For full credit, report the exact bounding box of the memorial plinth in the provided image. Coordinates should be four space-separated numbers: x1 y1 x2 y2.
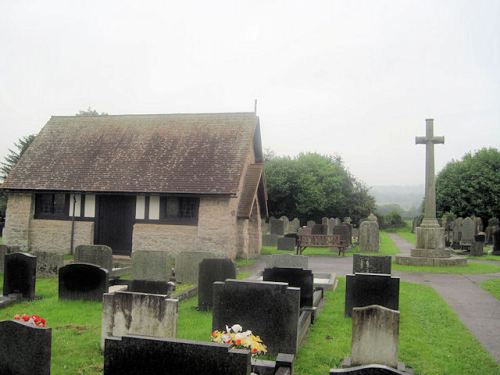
396 119 466 267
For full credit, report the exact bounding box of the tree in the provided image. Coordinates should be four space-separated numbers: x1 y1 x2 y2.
264 152 375 224
0 134 36 217
436 147 500 223
76 107 108 116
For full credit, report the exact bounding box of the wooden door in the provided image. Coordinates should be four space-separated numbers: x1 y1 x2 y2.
95 195 136 256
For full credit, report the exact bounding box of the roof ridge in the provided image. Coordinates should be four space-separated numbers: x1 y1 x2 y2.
51 112 257 119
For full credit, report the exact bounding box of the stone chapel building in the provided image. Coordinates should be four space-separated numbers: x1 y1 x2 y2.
1 112 267 259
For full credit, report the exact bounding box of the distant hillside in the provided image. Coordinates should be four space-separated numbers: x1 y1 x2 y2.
370 185 424 211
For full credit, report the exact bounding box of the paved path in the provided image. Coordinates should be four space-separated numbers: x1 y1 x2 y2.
243 235 500 363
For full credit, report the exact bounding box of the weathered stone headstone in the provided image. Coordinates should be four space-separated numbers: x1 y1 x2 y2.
261 220 270 235
353 254 391 275
345 273 400 317
34 251 64 276
132 250 173 281
277 237 296 250
452 217 464 248
175 251 222 284
328 218 335 235
460 217 475 248
492 229 500 256
359 221 379 252
306 220 316 228
104 336 251 375
262 234 279 247
212 279 300 354
270 217 286 235
101 291 178 349
289 218 301 233
0 320 52 375
367 213 378 222
198 258 236 311
351 305 400 368
280 216 290 233
474 216 483 234
333 224 351 246
3 252 37 300
263 267 314 308
75 244 113 272
470 233 486 256
266 254 309 269
59 263 109 301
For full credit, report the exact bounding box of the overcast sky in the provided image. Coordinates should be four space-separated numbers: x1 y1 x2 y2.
1 0 499 187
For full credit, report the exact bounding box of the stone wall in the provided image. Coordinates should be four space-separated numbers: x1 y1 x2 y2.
30 220 94 254
247 200 262 257
3 193 33 251
132 223 197 255
236 218 250 258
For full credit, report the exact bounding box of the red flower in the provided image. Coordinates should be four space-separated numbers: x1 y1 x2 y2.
21 314 29 322
211 331 217 337
236 339 241 346
13 314 20 320
252 348 257 353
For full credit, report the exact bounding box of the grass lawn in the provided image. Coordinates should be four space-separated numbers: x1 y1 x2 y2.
234 258 257 268
1 274 498 374
481 278 500 300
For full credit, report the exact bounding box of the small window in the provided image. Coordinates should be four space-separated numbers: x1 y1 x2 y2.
34 193 70 219
159 196 199 225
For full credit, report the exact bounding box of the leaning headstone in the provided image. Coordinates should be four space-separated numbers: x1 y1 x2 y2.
351 305 400 368
59 263 109 301
492 229 500 256
3 252 37 300
175 251 222 284
270 217 286 235
277 237 296 250
353 254 391 275
198 258 236 311
34 251 64 276
101 291 178 349
470 233 486 256
75 244 113 272
0 244 12 272
104 336 251 375
345 273 400 317
213 279 301 354
359 221 379 252
0 320 52 375
263 267 314 308
460 217 475 248
266 254 309 269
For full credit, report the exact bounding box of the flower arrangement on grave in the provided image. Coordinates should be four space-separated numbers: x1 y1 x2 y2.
211 324 267 355
13 313 47 327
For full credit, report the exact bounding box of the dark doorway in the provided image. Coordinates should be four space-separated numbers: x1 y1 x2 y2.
95 195 136 256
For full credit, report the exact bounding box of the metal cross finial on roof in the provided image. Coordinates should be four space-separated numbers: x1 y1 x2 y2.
415 119 445 226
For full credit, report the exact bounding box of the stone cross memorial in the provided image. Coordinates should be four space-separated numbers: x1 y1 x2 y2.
396 119 466 266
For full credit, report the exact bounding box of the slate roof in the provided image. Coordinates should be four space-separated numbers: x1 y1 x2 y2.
237 164 264 218
2 113 262 195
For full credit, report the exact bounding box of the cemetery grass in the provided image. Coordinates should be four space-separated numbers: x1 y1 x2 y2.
481 278 500 300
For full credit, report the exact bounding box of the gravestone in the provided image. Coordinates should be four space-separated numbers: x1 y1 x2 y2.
0 244 12 272
75 244 113 272
212 279 300 354
328 218 336 235
312 224 327 235
0 320 52 375
34 251 64 276
351 305 400 368
333 224 351 246
270 217 286 235
367 214 378 222
345 273 400 317
359 221 379 252
306 220 316 228
353 254 391 275
277 236 296 250
59 263 109 301
460 217 475 248
263 267 314 308
132 250 173 281
3 252 37 300
280 216 290 233
453 217 464 248
175 251 222 284
104 336 251 375
474 216 483 234
262 234 279 247
266 254 309 269
198 258 236 311
102 291 178 349
261 220 270 235
470 233 486 256
492 229 500 256
289 218 301 233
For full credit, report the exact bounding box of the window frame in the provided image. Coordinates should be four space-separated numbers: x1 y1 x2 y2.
34 193 70 220
158 195 200 226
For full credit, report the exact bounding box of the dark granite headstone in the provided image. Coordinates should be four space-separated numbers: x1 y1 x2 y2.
104 336 251 375
3 252 37 300
345 273 400 317
130 280 173 295
59 263 109 301
353 254 392 275
277 237 296 251
312 224 327 235
198 258 236 311
492 229 500 255
263 267 313 308
0 320 51 375
212 279 300 354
